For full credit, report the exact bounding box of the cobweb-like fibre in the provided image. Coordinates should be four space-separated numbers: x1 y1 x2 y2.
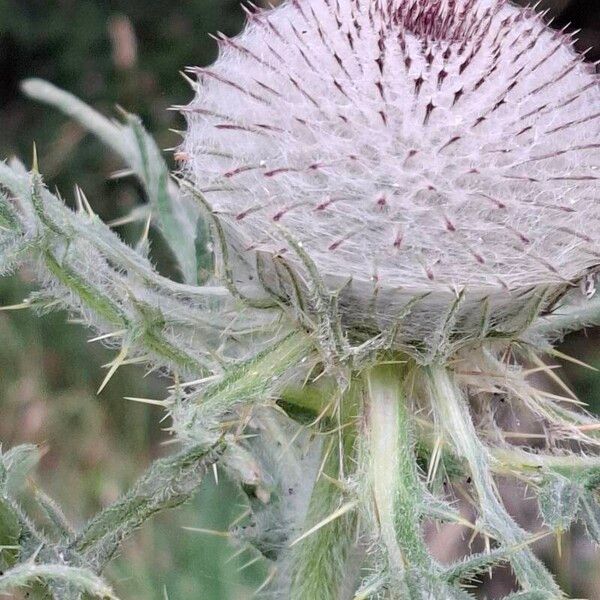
181 0 600 305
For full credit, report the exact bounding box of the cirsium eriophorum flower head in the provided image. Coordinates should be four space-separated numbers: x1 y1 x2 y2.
181 0 600 344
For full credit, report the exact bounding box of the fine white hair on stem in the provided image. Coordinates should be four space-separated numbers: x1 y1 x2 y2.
181 0 600 338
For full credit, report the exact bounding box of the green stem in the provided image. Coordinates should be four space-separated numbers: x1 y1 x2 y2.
196 331 316 419
426 366 561 596
70 442 224 571
365 365 429 571
288 379 360 600
363 363 447 599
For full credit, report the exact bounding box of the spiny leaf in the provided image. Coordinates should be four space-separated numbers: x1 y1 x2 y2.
538 473 581 532
126 114 201 284
0 563 119 599
444 547 511 584
43 250 128 328
21 78 202 284
33 487 75 539
578 490 600 546
1 444 40 496
196 331 315 421
0 498 21 568
70 441 224 570
0 193 20 232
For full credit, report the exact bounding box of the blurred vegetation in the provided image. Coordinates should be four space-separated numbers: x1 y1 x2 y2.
0 0 599 598
0 2 267 599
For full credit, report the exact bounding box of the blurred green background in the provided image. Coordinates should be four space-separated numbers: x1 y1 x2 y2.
0 1 266 598
0 1 600 598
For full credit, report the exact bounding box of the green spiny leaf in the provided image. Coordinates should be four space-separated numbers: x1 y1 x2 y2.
71 442 224 570
538 473 581 532
0 193 20 232
578 490 600 545
1 444 39 497
22 79 202 284
0 563 119 599
0 498 21 567
33 487 75 539
43 250 128 327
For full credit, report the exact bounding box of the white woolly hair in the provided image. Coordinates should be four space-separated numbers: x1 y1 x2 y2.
180 0 600 337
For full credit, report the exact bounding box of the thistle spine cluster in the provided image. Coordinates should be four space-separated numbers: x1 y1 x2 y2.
182 0 600 324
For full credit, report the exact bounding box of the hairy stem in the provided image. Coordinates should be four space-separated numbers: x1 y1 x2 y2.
70 441 224 571
426 366 561 596
288 380 360 600
196 330 317 420
364 364 434 596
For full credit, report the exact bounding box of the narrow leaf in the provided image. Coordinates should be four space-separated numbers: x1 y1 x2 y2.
70 442 224 570
2 444 40 496
579 490 600 545
538 473 581 532
21 78 201 284
0 563 119 599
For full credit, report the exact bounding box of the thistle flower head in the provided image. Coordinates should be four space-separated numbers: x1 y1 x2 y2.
182 0 600 341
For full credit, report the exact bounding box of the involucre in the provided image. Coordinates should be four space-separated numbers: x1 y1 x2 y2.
181 0 600 347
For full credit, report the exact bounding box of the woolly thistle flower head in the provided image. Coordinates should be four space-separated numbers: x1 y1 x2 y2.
181 0 600 345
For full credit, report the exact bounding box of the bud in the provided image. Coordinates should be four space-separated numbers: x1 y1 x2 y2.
182 0 600 347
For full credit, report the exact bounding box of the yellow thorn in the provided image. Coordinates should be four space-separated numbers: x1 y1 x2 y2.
237 556 261 572
101 355 148 368
123 396 168 407
225 546 248 564
97 344 129 394
252 566 277 597
182 527 230 538
308 397 335 427
114 104 129 119
451 515 480 533
169 375 219 389
556 529 562 559
315 436 335 483
468 526 479 549
109 168 135 180
549 348 598 372
289 501 357 548
0 302 30 311
527 353 578 400
159 438 180 447
229 508 251 529
32 142 39 173
75 186 95 218
107 210 148 228
88 329 127 343
426 435 443 486
499 431 547 440
577 423 600 432
537 389 585 406
74 185 84 213
212 462 219 485
179 70 198 89
27 543 44 564
139 213 152 246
